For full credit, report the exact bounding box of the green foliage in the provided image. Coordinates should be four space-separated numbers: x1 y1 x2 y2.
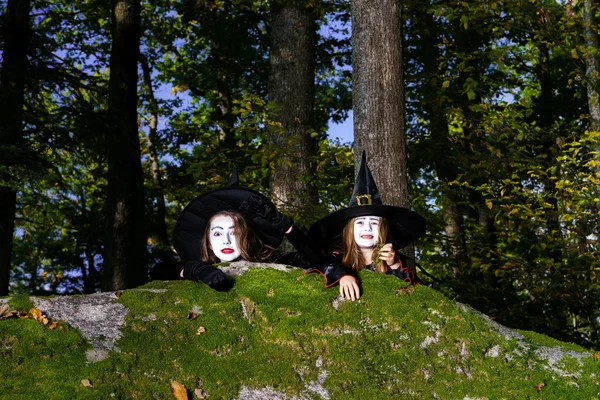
406 0 600 349
1 269 598 399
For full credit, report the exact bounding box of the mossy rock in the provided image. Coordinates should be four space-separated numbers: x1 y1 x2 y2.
1 264 598 399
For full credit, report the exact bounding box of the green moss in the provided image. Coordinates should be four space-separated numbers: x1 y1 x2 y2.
7 294 34 312
518 328 590 353
1 268 599 399
0 318 92 399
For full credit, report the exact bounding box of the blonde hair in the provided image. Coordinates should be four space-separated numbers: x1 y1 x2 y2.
202 211 273 263
341 216 390 273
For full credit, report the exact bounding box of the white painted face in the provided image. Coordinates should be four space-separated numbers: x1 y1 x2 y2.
208 215 241 262
353 216 380 248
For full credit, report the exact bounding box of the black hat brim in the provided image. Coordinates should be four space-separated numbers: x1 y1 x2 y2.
308 205 426 250
173 187 282 260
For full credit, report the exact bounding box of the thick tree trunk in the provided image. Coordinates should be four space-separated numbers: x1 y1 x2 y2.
0 190 17 296
140 55 169 248
102 0 147 291
584 0 600 134
0 0 31 296
351 0 409 209
268 5 318 215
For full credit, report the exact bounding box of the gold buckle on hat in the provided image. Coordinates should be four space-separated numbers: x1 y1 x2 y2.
356 194 372 205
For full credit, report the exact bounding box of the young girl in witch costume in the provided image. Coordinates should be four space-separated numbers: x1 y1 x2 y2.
149 171 357 292
307 152 427 292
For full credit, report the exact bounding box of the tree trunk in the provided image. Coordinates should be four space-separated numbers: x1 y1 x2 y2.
535 41 562 265
351 0 409 209
584 0 600 134
268 4 318 217
140 54 169 248
419 11 469 274
453 21 501 278
352 0 418 269
0 0 31 296
85 246 98 294
102 0 147 291
582 0 600 259
76 239 90 294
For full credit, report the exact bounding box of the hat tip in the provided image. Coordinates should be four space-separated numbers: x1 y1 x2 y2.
226 168 240 187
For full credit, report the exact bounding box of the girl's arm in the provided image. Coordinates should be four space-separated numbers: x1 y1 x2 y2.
386 252 421 285
282 223 324 265
149 260 231 291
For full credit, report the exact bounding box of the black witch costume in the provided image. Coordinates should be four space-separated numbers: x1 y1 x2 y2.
307 151 427 285
148 171 356 290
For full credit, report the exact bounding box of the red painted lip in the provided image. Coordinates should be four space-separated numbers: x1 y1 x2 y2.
221 248 235 254
361 235 374 239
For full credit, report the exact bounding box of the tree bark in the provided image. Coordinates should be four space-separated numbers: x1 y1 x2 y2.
102 0 147 291
0 0 31 296
581 0 600 257
352 0 418 270
584 0 600 134
268 4 318 216
140 54 169 248
351 0 409 209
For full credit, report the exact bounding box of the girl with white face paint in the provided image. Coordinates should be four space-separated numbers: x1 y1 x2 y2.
307 152 427 299
207 214 242 262
343 216 400 273
200 210 271 264
149 172 287 292
353 216 380 248
149 171 327 292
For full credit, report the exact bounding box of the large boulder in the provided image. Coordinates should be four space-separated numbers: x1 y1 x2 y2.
1 262 598 399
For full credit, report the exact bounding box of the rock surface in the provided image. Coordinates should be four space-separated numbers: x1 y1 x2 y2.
1 263 598 399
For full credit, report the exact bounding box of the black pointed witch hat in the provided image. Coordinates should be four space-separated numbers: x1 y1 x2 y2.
172 170 283 260
308 152 426 250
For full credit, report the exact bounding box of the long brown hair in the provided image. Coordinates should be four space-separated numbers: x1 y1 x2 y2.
202 211 273 263
341 216 389 273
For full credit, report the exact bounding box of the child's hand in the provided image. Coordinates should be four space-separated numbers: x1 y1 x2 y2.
378 243 399 268
339 276 360 301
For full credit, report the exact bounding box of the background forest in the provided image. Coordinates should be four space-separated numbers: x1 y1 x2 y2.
1 0 599 351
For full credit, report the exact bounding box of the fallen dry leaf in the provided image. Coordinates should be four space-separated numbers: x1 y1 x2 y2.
29 308 49 325
171 381 188 400
534 382 545 391
593 352 600 359
114 291 122 298
0 306 19 320
48 322 59 330
0 311 12 320
196 326 206 335
187 312 199 321
194 388 205 399
396 286 415 296
81 379 93 388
